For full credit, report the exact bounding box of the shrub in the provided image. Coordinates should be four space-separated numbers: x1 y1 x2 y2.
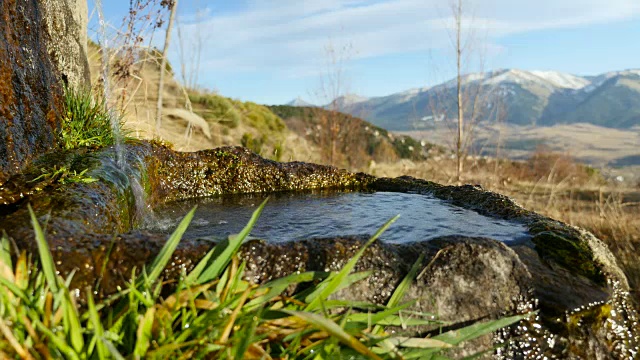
523 145 602 185
241 132 265 155
189 92 241 128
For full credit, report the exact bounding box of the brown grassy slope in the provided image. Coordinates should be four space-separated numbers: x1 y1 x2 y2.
401 122 640 183
269 105 445 171
87 44 320 162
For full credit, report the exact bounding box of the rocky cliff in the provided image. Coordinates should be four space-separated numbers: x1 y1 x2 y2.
0 0 89 184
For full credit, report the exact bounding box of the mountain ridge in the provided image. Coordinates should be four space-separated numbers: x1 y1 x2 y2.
287 69 640 130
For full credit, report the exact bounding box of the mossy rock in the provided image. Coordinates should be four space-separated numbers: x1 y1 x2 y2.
0 141 637 358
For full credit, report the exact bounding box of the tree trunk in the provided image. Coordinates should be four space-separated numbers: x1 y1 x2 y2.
455 0 464 184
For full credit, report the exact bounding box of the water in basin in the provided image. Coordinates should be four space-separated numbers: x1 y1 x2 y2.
147 191 530 243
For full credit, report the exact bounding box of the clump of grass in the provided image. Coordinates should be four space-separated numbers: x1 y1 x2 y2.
60 88 127 150
241 132 267 155
28 165 98 185
189 92 242 128
0 201 531 359
189 92 286 134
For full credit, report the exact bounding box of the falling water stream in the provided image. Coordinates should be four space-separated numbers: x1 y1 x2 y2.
95 0 149 223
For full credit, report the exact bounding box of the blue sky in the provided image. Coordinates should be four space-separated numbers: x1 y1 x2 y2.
91 0 640 105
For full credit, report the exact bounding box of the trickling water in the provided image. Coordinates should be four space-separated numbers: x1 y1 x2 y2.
95 1 149 222
147 191 531 243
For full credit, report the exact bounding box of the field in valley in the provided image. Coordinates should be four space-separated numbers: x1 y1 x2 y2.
399 122 640 183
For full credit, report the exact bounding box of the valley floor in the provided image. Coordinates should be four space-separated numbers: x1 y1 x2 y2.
400 122 640 183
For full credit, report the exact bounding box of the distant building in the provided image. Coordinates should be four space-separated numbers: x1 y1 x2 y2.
421 114 445 122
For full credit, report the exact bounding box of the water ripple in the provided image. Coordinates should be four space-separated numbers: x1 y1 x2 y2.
146 191 530 243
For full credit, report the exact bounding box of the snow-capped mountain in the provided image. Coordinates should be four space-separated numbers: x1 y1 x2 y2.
309 69 640 130
286 97 315 107
328 94 370 109
440 69 593 92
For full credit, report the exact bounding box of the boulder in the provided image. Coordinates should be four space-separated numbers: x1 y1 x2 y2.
0 142 637 358
0 0 89 185
41 0 91 89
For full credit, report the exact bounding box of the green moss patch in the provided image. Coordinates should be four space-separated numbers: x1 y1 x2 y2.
530 230 605 285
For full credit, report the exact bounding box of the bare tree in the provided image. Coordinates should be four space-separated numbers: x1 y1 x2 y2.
156 0 178 133
423 0 499 184
454 0 464 183
176 1 206 91
312 40 353 166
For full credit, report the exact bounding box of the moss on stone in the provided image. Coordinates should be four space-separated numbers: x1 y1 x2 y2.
531 231 606 285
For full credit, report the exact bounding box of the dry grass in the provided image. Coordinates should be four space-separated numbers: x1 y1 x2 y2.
87 41 322 163
401 123 640 173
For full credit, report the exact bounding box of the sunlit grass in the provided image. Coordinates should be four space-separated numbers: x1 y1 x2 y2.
60 87 129 150
0 200 531 359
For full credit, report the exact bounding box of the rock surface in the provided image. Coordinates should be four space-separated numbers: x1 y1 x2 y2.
0 142 637 358
41 0 91 89
0 0 89 185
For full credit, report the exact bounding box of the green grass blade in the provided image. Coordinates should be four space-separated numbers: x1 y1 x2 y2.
87 288 108 359
311 300 384 312
355 314 436 327
387 254 424 309
284 310 384 360
216 263 231 297
28 204 58 292
146 206 196 285
197 198 268 284
0 231 11 269
348 302 412 324
433 312 535 346
134 307 156 358
62 287 84 353
184 247 215 284
103 338 127 360
234 308 261 359
302 271 372 306
385 336 452 349
35 320 80 360
305 215 399 311
371 253 425 338
0 277 30 303
245 271 328 309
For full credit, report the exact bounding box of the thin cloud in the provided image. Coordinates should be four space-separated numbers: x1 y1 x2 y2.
169 0 640 80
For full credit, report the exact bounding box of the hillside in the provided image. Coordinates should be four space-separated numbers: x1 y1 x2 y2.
268 105 442 169
318 69 640 130
87 42 321 162
87 43 441 170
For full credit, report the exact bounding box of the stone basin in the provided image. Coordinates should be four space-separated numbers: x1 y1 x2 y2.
0 141 638 358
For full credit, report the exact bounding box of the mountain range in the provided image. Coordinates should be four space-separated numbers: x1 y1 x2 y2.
288 69 640 131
